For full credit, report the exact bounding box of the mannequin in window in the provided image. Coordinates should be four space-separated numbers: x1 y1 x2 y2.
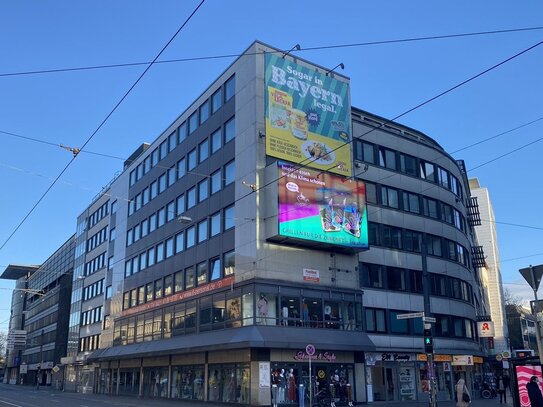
287 369 296 402
278 368 285 402
227 372 236 402
209 370 219 401
324 305 332 328
271 370 279 407
302 301 309 327
282 305 289 326
257 294 269 325
346 302 354 330
240 370 250 403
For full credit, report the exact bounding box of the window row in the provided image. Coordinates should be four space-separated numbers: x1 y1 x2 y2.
371 183 466 233
81 305 103 326
128 141 235 218
79 334 100 353
83 278 104 301
129 75 235 188
367 222 471 269
85 252 106 276
126 162 235 247
354 139 463 199
87 200 109 229
86 226 108 253
123 250 235 310
365 308 476 340
360 262 473 304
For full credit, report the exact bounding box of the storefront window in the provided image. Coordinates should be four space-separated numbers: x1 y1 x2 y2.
170 365 204 400
324 301 341 329
281 296 301 326
257 293 277 325
212 295 225 328
306 298 322 328
226 294 242 328
242 292 253 326
142 367 168 398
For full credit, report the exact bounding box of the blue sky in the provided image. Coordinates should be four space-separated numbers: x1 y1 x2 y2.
0 1 542 331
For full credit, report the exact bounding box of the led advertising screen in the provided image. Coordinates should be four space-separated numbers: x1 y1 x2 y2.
277 161 368 249
265 53 352 177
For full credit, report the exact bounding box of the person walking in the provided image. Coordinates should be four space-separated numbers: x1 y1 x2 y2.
497 375 506 403
455 378 470 407
527 376 543 407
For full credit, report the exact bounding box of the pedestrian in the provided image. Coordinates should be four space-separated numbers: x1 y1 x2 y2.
497 375 506 403
527 376 543 407
455 378 471 407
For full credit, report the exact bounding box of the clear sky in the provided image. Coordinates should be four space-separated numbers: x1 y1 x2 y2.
0 1 542 332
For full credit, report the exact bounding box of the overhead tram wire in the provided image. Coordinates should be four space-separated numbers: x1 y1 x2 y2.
0 0 207 253
0 26 542 78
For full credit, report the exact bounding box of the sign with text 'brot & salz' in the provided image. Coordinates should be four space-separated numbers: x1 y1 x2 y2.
265 53 352 176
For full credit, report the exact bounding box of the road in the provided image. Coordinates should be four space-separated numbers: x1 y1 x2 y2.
0 383 516 407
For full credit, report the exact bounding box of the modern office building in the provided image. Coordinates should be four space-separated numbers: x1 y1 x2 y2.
1 235 75 387
50 40 489 404
468 178 509 356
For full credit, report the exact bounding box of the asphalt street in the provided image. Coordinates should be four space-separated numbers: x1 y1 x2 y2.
0 384 516 407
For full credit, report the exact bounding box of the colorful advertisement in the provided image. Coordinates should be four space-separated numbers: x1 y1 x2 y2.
277 161 368 249
265 53 352 177
516 365 543 407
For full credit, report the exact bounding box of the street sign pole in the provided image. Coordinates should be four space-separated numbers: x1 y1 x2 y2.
520 265 543 358
306 344 315 407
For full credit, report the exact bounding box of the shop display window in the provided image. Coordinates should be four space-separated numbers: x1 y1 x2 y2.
170 365 204 400
207 363 249 403
256 292 277 325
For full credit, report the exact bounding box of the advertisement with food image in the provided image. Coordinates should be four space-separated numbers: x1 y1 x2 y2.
277 161 368 249
264 53 352 177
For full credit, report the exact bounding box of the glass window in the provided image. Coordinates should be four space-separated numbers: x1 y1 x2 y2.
211 169 221 194
142 187 150 205
379 147 396 170
160 140 168 160
178 122 187 144
155 279 163 300
149 213 157 233
148 247 156 267
164 275 173 297
199 100 209 124
211 88 222 113
210 258 221 281
198 179 209 202
224 116 235 143
224 205 235 230
362 263 383 288
365 182 377 204
136 163 144 180
188 149 197 171
156 242 165 262
146 283 154 302
168 131 177 152
198 219 208 243
174 271 184 292
224 251 235 275
143 155 151 174
189 111 198 134
225 75 235 101
199 139 209 163
420 161 435 182
438 167 450 189
423 197 439 219
224 160 235 186
366 308 386 333
175 232 184 253
126 229 133 246
151 148 159 168
132 257 139 274
403 192 420 214
210 212 221 236
426 235 442 257
400 153 417 176
381 186 399 208
187 187 196 209
133 224 141 242
129 170 136 187
158 207 166 227
167 201 175 222
139 252 147 270
168 166 176 186
111 200 117 214
186 226 195 248
390 311 409 333
166 237 174 258
158 173 167 193
404 230 422 253
150 180 158 199
124 260 132 277
176 194 185 215
383 225 402 249
197 261 208 286
185 267 195 289
211 128 221 153
177 158 186 179
387 267 406 291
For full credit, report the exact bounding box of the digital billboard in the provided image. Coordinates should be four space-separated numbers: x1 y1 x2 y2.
277 161 368 249
265 53 352 177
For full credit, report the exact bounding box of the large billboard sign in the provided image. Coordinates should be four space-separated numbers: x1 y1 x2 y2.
265 53 352 177
277 161 368 249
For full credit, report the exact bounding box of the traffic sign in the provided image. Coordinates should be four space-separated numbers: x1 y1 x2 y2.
305 344 315 356
397 312 424 319
520 265 543 291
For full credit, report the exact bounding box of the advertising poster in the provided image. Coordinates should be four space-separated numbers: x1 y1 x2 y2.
516 365 543 407
265 53 352 177
277 161 368 249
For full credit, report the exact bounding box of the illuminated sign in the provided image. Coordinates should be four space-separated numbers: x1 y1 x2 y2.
265 53 352 176
477 321 495 337
277 162 368 249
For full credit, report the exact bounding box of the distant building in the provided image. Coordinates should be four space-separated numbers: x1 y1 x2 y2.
469 178 509 355
506 304 538 352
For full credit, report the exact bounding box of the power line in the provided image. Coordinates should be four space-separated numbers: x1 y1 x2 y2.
0 0 207 253
0 26 542 78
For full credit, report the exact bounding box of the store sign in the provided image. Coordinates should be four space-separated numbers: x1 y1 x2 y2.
416 354 452 362
264 53 352 177
478 321 495 337
452 355 474 366
293 351 336 362
367 352 414 362
303 268 320 283
122 275 235 317
473 356 484 364
277 162 368 249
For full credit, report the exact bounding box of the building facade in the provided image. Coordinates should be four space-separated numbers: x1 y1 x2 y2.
52 41 489 404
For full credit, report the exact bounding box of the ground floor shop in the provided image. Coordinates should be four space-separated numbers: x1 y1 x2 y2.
365 352 483 403
76 331 369 406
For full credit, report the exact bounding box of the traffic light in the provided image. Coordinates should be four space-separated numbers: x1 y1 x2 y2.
424 328 433 354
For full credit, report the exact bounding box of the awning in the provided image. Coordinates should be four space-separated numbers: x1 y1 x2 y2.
88 325 375 362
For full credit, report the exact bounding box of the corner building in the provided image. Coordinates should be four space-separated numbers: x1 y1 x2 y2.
67 41 487 404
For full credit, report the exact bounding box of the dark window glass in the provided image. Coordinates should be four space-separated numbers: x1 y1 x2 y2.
225 75 235 101
404 230 422 253
400 154 417 176
426 235 442 257
362 263 383 288
379 147 396 170
211 88 222 113
365 182 377 204
423 197 439 219
383 225 402 249
408 270 423 293
381 186 399 208
403 192 420 214
368 222 380 246
224 116 235 143
199 139 209 162
189 111 198 134
199 100 209 124
389 311 409 333
178 122 187 144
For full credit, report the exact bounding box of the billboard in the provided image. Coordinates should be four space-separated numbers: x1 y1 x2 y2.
277 161 368 249
265 53 352 177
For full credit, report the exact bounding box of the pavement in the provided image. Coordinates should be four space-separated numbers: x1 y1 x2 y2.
0 383 517 407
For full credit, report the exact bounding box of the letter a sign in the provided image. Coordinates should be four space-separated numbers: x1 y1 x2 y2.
478 321 495 337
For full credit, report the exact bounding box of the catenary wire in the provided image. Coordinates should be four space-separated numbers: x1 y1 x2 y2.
0 26 542 78
0 0 208 253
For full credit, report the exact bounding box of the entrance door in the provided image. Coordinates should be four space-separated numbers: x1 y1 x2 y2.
385 367 398 401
